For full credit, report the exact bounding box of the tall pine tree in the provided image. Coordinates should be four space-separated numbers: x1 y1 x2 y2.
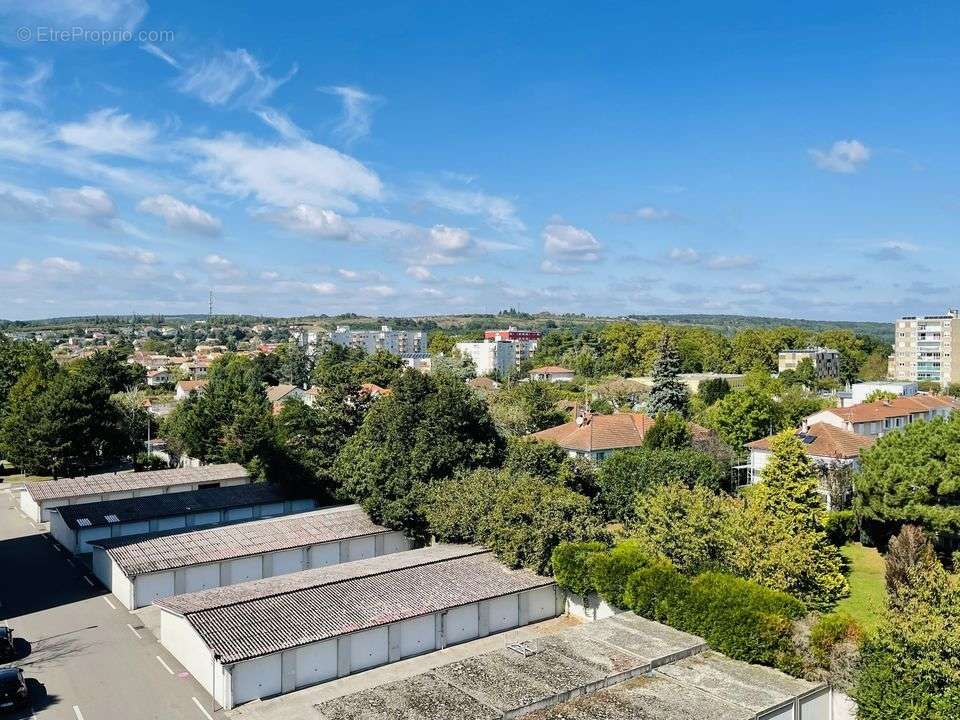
648 333 689 416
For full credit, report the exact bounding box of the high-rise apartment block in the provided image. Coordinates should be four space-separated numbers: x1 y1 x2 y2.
891 310 960 385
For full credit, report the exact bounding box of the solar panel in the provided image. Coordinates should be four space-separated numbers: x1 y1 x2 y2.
76 518 92 527
104 514 120 523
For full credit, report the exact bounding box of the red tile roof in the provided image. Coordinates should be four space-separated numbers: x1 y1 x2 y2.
529 366 574 375
824 395 958 423
745 422 874 460
530 413 713 452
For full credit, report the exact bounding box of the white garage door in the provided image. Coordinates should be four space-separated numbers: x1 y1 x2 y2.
110 491 135 500
383 532 412 554
270 549 304 576
800 690 830 720
488 595 519 634
185 564 220 592
119 520 150 537
132 488 160 497
135 571 175 607
400 615 435 658
165 485 191 493
228 556 262 584
444 604 479 646
225 507 254 521
345 536 376 561
759 703 795 720
309 543 339 568
291 499 315 512
191 510 221 526
78 526 112 553
258 502 284 517
231 655 282 705
157 516 186 531
526 586 557 622
295 640 337 688
349 627 388 672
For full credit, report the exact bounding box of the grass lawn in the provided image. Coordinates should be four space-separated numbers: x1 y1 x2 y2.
836 542 887 631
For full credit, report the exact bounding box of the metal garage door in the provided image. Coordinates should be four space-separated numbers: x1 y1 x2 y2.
383 532 411 554
759 703 795 720
157 516 186 531
444 604 479 646
259 502 284 517
185 564 220 593
295 640 337 688
349 627 388 672
800 689 830 720
291 499 315 512
270 549 304 576
225 507 254 521
228 556 262 583
119 520 150 537
231 654 282 705
488 594 519 633
78 526 112 553
309 543 339 568
345 536 376 561
191 510 220 526
526 586 557 622
400 615 435 658
135 571 175 607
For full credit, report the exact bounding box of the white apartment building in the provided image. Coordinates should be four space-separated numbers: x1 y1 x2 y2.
454 340 516 376
328 326 427 356
777 347 841 378
891 310 960 385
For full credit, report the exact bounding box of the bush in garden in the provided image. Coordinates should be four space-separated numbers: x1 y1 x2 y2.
587 540 651 608
809 612 863 669
551 540 607 597
623 561 689 622
824 510 858 546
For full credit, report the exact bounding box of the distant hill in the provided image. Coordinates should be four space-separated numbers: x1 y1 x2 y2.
1 311 893 342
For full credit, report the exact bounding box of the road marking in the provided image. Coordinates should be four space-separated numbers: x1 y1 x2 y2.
73 706 85 720
156 655 175 674
103 596 116 610
126 623 142 640
192 696 214 720
83 575 95 587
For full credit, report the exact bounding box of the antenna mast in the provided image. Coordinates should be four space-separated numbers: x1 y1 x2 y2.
208 289 214 326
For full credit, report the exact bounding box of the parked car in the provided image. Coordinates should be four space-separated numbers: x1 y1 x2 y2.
0 626 14 660
0 668 28 712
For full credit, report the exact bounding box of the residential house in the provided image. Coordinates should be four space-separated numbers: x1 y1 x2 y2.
529 366 575 382
805 394 958 438
175 380 208 400
146 368 172 386
529 411 714 461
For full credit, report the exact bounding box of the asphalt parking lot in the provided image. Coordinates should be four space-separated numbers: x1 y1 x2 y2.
0 483 225 720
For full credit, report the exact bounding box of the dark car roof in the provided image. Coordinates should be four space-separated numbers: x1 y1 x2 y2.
0 627 9 636
0 667 20 679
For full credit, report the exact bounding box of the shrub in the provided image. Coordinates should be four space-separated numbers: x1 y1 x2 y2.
551 541 607 597
588 540 651 607
623 561 689 622
809 612 863 669
824 510 858 546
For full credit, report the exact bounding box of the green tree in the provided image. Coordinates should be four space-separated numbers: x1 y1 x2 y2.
863 389 897 403
860 351 891 382
488 380 566 436
351 350 405 388
642 411 691 450
335 370 505 533
648 334 689 416
273 342 311 387
697 377 731 406
703 388 781 448
427 331 457 356
853 553 960 720
72 348 145 393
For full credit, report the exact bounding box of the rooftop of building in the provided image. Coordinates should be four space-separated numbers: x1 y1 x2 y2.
315 612 821 720
779 346 839 354
530 412 713 453
746 421 875 459
93 505 390 576
157 545 552 664
51 483 294 530
529 366 574 374
823 394 958 423
27 463 249 502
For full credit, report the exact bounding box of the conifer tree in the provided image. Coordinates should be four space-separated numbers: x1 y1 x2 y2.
648 333 689 416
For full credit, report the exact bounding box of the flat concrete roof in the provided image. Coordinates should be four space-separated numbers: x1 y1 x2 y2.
159 545 553 664
93 505 390 575
316 613 823 720
52 483 293 530
27 463 249 501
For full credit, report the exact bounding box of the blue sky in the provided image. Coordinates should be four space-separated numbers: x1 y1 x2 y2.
0 1 957 321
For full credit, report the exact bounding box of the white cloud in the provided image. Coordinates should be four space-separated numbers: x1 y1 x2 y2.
3 0 148 31
311 282 337 294
865 240 920 261
260 271 279 280
406 265 431 280
0 60 52 107
204 253 231 266
137 194 221 236
41 256 81 273
668 247 699 263
0 183 49 220
809 139 871 173
322 85 378 145
542 223 601 261
540 259 580 275
140 42 180 69
364 284 396 297
187 134 381 211
254 107 305 141
459 274 486 286
58 108 157 158
93 243 158 265
337 268 385 282
263 204 354 240
736 282 767 294
49 186 115 220
422 186 524 232
178 49 296 108
429 225 471 252
706 254 756 269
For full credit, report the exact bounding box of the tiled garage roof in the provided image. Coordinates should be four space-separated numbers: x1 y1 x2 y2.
158 545 554 663
53 484 295 530
94 505 392 576
27 463 249 501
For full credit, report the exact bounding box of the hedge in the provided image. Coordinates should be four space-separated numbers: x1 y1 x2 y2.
551 541 607 597
825 510 858 546
588 540 650 608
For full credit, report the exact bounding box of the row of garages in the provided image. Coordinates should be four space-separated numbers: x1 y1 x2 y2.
156 544 561 709
91 505 412 609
